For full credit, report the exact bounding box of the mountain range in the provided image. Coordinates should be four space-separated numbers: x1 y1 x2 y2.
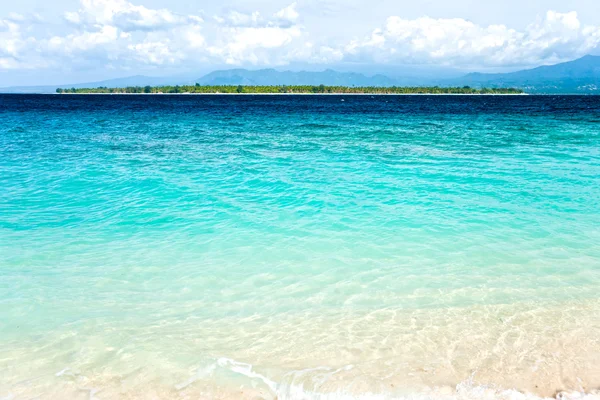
1 55 599 94
195 69 397 86
449 55 600 93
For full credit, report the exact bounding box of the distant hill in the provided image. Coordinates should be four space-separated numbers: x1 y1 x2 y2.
451 55 600 93
196 68 398 86
0 75 192 94
0 70 397 93
3 56 600 94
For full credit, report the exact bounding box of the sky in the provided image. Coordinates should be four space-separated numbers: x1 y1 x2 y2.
1 0 600 86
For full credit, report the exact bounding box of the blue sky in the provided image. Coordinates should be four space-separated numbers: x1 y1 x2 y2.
1 0 600 86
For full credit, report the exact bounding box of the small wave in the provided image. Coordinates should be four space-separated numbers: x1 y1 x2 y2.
299 123 338 129
276 383 600 400
7 126 26 133
187 357 600 400
217 357 278 393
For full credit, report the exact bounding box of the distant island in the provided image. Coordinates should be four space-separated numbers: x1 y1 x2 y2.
56 85 524 95
4 55 599 94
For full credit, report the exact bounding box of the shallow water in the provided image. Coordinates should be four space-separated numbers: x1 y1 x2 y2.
1 95 600 399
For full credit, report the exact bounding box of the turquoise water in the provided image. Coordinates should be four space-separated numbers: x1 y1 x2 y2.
1 95 600 399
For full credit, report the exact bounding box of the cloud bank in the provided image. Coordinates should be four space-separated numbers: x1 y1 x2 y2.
345 11 600 67
1 0 600 73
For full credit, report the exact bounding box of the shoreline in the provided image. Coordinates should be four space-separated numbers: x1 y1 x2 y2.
51 92 529 96
4 298 600 400
6 374 598 400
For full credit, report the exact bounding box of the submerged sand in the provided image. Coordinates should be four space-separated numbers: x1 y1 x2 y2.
3 298 600 399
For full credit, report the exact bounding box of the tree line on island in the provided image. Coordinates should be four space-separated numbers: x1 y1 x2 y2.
56 84 524 95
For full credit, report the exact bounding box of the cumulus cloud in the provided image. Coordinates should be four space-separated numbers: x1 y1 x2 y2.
215 10 262 28
1 0 208 70
47 26 120 54
6 12 43 23
345 11 600 67
206 4 306 65
0 16 42 69
64 0 201 31
208 25 303 65
127 39 183 64
1 0 599 73
40 0 304 68
273 2 299 27
213 3 298 29
0 22 18 68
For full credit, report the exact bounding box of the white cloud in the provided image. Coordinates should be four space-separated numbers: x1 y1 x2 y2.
65 0 202 31
127 40 182 64
45 0 304 68
47 25 120 54
206 4 306 65
273 2 299 27
216 10 262 28
0 0 209 70
5 12 43 24
208 25 303 65
213 3 298 29
1 1 599 73
0 17 33 69
345 11 600 67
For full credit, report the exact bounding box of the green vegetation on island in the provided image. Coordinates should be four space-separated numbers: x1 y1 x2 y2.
56 84 524 95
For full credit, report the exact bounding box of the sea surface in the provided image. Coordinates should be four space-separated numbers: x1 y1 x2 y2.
1 95 600 400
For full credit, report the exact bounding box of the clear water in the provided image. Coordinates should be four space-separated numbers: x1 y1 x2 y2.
1 95 600 399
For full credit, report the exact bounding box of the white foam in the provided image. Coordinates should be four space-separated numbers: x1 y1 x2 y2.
203 356 600 400
216 357 279 393
55 368 71 377
175 363 217 391
272 384 600 400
